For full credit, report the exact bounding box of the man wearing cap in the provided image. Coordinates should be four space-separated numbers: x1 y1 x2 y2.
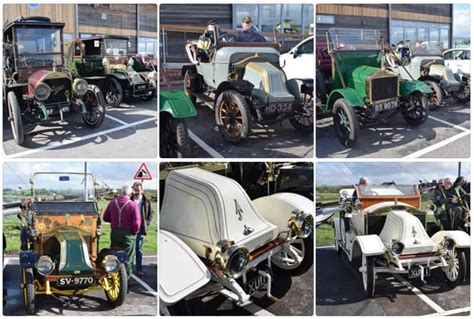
130 181 155 278
237 16 265 43
103 185 141 279
197 19 226 61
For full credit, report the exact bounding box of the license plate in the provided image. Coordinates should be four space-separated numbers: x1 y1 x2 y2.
46 107 70 115
373 99 398 112
57 276 96 287
408 265 431 279
245 269 271 295
264 104 292 113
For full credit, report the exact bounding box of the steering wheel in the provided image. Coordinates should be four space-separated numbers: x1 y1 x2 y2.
219 33 238 43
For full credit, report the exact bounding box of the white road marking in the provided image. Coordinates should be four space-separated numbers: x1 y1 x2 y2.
131 273 158 297
423 306 471 316
393 274 445 314
4 258 10 269
105 114 128 125
243 302 275 316
428 115 469 132
188 129 224 158
405 130 470 158
316 245 336 249
6 117 157 158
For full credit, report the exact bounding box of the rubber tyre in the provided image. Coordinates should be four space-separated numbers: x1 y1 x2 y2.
105 263 128 307
452 78 470 104
22 267 35 315
184 69 197 106
289 85 314 133
362 256 375 298
332 98 359 148
402 92 429 126
105 77 123 108
160 117 191 158
425 80 443 110
82 85 106 128
215 90 251 144
7 91 24 145
443 248 467 288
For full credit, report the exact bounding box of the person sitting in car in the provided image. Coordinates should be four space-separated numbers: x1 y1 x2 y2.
435 178 465 230
352 177 369 202
197 19 226 61
236 16 266 43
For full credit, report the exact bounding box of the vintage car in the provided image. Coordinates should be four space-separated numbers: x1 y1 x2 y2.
160 168 313 311
67 35 156 108
19 172 128 314
182 25 313 144
334 184 470 297
386 42 470 108
321 28 432 148
130 54 157 73
280 36 314 81
159 91 197 158
3 16 106 145
443 48 470 76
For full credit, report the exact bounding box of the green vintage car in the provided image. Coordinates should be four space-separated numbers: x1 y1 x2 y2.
320 28 432 148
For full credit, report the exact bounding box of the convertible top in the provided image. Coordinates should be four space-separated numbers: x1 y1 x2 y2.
33 201 97 215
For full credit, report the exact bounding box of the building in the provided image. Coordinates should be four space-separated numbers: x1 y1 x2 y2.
316 4 453 48
3 4 157 55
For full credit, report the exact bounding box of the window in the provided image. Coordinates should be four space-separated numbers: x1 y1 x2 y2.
281 4 302 34
316 15 335 25
440 28 449 49
297 38 313 54
390 20 450 49
417 28 426 42
405 28 416 45
138 37 157 57
390 26 404 45
430 28 440 44
234 4 258 29
260 4 280 32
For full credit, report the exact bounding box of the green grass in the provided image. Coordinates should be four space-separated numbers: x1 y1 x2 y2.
318 193 339 204
3 199 157 254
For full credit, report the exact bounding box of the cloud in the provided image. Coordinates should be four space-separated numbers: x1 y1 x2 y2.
453 4 470 38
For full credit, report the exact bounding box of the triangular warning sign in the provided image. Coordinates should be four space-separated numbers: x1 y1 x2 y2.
134 163 153 180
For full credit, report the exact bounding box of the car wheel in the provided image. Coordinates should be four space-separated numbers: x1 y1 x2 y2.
332 98 359 148
271 235 313 274
361 255 375 298
289 86 313 132
184 69 197 106
160 116 191 158
452 78 470 104
105 77 123 108
22 267 35 315
105 263 128 307
425 80 443 110
215 90 251 144
7 91 24 146
443 248 467 287
402 92 429 126
82 85 106 128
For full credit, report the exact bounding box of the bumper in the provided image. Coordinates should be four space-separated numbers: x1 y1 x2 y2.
374 253 447 278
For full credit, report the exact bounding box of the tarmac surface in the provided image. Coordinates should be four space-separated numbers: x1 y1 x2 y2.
3 254 157 316
316 245 470 316
316 100 470 158
3 98 157 158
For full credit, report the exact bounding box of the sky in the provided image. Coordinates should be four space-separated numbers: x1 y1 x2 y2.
3 162 157 190
316 162 470 186
453 4 470 39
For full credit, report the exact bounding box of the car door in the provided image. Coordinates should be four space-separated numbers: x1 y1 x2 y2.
283 37 314 80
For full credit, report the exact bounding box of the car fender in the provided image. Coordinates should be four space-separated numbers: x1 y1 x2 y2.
326 88 365 111
159 230 211 305
431 230 470 248
400 80 432 96
160 91 197 118
354 235 386 256
214 80 254 105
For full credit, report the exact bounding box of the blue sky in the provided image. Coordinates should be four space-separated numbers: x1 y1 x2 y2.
317 162 470 186
453 4 470 38
3 162 157 190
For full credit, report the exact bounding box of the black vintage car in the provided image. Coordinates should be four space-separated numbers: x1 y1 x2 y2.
3 16 106 145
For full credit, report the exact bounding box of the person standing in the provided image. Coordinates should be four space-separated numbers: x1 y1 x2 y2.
131 181 155 277
103 185 141 279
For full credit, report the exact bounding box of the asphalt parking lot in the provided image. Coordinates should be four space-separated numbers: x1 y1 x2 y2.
3 254 157 316
316 245 470 316
316 100 470 158
161 85 314 158
3 98 157 158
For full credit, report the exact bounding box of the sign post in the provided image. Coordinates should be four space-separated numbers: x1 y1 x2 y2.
134 163 153 181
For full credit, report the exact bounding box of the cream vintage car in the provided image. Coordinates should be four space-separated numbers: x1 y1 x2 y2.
334 184 470 297
159 167 313 312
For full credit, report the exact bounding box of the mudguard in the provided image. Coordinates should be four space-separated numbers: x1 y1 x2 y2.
400 80 432 96
431 230 470 248
159 230 210 305
354 235 385 256
252 193 313 233
19 250 37 268
326 88 365 112
160 91 197 118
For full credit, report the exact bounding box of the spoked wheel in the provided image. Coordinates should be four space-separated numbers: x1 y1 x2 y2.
105 77 123 108
402 92 429 126
215 90 251 144
425 80 443 110
289 88 313 132
361 255 375 298
159 116 190 158
442 248 466 287
7 91 24 145
82 85 106 128
453 78 470 104
272 235 313 274
332 98 359 148
22 267 35 315
105 263 128 307
184 69 197 105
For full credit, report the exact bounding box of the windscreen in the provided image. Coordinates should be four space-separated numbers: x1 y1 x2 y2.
358 184 417 196
16 27 63 67
328 28 382 51
32 173 95 202
410 41 443 56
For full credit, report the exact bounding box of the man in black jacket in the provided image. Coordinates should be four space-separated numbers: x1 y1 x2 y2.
131 181 155 277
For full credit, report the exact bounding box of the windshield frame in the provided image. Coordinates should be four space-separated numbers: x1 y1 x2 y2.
104 38 129 58
328 28 383 52
30 172 97 202
356 184 419 197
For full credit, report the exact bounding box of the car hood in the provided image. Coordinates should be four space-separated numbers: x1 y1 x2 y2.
28 69 69 95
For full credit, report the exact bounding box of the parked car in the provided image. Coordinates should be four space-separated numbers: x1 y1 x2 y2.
3 16 106 145
67 35 156 108
334 183 470 297
182 25 313 144
442 48 470 76
280 36 314 81
18 172 129 314
320 28 432 148
130 54 157 73
160 168 314 311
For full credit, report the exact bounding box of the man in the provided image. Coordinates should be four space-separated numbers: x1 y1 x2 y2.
352 177 369 201
130 181 155 278
237 16 265 43
434 178 463 230
197 19 225 61
103 185 141 279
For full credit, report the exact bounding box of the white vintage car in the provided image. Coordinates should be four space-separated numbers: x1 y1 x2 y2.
159 167 313 311
334 184 470 297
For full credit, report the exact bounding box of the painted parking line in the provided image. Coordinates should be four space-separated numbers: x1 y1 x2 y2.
7 117 157 158
4 257 10 269
105 114 128 126
131 273 158 297
405 130 470 158
242 302 275 316
428 115 469 132
316 245 336 250
423 306 471 316
188 129 224 158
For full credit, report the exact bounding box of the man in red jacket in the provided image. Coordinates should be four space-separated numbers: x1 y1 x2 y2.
103 185 141 279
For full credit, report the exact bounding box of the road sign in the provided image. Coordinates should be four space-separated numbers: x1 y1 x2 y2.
134 163 153 180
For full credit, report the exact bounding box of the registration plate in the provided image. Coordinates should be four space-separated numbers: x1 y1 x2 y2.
244 269 271 295
57 276 95 287
264 104 293 113
46 107 70 115
408 265 431 279
373 99 398 112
